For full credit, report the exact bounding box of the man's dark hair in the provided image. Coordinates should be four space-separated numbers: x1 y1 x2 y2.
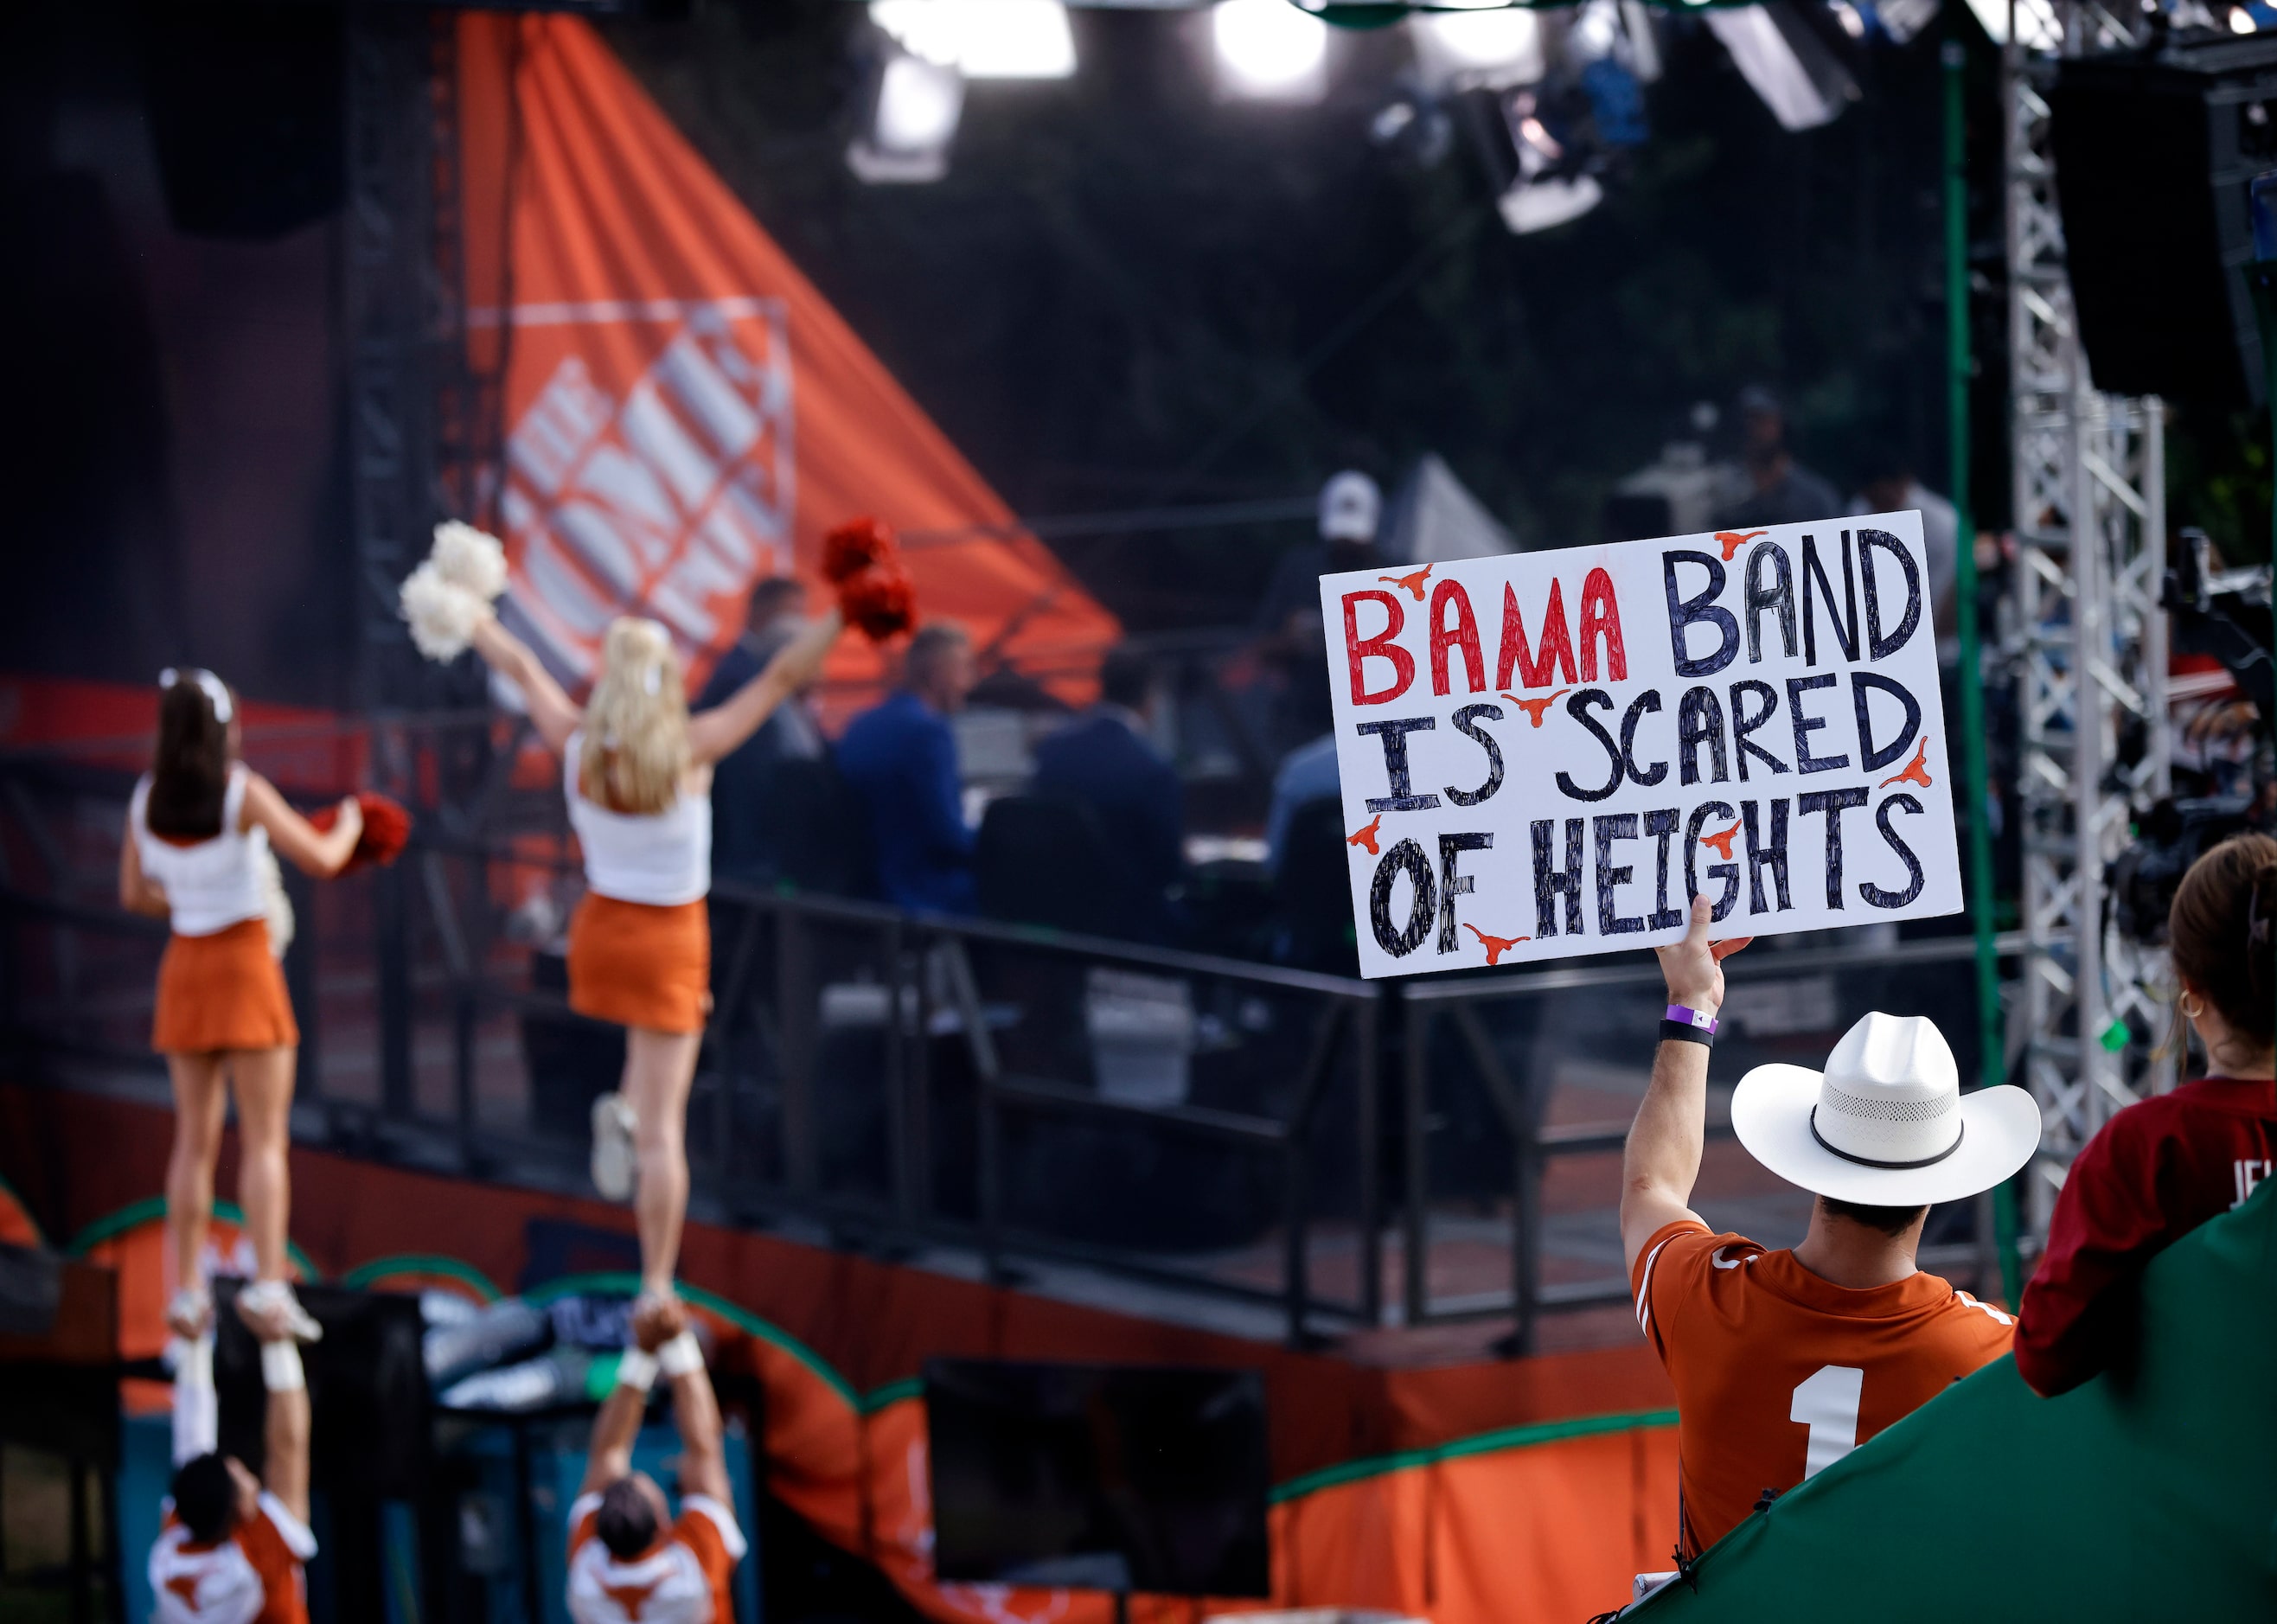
1817 1195 1929 1237
746 576 804 629
596 1476 661 1561
901 621 969 690
1099 645 1149 712
169 1454 239 1545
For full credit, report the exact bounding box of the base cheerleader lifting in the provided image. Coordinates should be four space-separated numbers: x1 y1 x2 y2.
399 521 911 1320
119 669 369 1344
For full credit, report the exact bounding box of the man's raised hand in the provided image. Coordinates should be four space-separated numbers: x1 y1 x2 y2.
1654 894 1752 1014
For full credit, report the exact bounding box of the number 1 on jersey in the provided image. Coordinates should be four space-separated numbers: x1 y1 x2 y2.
1789 1364 1864 1479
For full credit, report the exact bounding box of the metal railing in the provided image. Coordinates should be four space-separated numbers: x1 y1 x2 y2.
0 719 2017 1352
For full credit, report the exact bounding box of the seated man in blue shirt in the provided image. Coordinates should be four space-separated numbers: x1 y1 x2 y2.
1033 644 1183 939
837 621 978 913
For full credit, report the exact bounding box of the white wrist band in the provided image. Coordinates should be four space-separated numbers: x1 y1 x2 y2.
656 1331 704 1378
260 1340 305 1393
615 1347 659 1392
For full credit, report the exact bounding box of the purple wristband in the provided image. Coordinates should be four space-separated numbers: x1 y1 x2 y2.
1665 1004 1718 1034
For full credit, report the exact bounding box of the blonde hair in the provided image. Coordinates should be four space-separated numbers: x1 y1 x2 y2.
579 618 690 815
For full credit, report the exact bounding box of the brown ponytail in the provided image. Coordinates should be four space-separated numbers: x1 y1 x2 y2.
2168 832 2277 1049
145 676 233 839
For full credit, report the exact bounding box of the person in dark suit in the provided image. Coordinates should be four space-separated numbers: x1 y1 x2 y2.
1033 645 1183 934
837 622 978 913
699 576 825 884
1713 386 1842 531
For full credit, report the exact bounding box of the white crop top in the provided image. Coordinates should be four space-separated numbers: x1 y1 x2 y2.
131 766 270 937
564 732 711 907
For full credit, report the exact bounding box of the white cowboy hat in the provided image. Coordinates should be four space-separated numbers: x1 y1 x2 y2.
1730 1012 2042 1206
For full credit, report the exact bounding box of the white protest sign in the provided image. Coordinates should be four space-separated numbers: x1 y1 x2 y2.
1317 512 1960 979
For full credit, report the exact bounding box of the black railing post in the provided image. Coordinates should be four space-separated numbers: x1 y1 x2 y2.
1282 1117 1309 1348
883 916 912 1228
1355 993 1382 1328
910 936 935 1226
1402 995 1430 1328
777 902 816 1199
284 866 322 1103
374 864 413 1122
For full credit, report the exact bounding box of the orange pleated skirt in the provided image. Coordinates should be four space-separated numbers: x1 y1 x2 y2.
566 895 710 1034
152 917 298 1054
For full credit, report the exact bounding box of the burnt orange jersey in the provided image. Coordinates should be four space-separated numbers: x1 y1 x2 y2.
1630 1218 2014 1559
566 1492 745 1624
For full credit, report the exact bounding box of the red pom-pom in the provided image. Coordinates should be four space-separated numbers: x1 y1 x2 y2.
822 516 899 585
839 563 918 643
309 791 412 872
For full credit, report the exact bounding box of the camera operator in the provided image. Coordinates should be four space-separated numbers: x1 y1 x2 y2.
2016 834 2277 1397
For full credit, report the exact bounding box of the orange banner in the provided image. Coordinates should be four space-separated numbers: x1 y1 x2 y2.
456 16 1117 703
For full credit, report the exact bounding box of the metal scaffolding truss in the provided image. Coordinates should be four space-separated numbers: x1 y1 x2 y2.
2003 5 2173 1235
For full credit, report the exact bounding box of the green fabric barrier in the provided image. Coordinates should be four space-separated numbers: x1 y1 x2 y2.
1637 1180 2277 1620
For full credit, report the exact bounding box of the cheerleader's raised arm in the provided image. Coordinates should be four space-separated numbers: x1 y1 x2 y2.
468 611 585 756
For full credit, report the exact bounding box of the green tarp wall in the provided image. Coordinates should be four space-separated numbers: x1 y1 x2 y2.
1638 1180 2277 1620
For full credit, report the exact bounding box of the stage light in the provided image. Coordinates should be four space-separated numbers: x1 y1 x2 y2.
1703 4 1858 132
1960 0 2060 48
868 0 1077 80
1412 4 1545 89
847 52 964 184
2233 4 2259 31
1494 90 1605 235
1874 0 1941 45
1212 0 1331 103
1499 174 1604 234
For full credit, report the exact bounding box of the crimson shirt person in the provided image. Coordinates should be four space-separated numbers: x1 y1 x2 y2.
2017 834 2277 1396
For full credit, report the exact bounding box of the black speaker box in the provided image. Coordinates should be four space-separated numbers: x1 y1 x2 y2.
2051 35 2277 406
214 1280 431 1499
137 0 345 240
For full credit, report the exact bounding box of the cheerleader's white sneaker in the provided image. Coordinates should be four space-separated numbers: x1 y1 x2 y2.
238 1278 323 1343
591 1092 638 1202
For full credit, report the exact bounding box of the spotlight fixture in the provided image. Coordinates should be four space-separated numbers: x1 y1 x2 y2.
1960 0 2061 48
847 51 965 184
1493 88 1604 235
1410 3 1545 91
1874 0 1941 45
868 0 1078 80
1212 0 1331 103
1702 3 1859 132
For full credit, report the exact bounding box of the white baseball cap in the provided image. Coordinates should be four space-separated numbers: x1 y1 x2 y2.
1318 470 1381 543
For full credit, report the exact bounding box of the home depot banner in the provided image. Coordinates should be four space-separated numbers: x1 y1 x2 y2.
455 16 1116 699
1321 513 1961 976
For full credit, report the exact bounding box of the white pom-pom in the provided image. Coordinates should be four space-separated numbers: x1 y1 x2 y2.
260 847 295 960
400 563 486 662
431 521 508 601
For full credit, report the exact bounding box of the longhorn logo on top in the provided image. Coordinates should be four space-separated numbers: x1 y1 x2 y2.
1316 513 1964 978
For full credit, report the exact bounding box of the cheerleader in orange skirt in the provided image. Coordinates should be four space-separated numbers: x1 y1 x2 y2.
463 609 844 1311
118 669 366 1342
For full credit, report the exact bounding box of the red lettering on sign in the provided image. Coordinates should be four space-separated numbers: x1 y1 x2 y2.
1344 590 1415 706
1495 580 1577 689
1428 579 1485 696
1578 566 1628 681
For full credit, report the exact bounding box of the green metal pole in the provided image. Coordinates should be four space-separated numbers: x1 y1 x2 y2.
1945 29 2022 1302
